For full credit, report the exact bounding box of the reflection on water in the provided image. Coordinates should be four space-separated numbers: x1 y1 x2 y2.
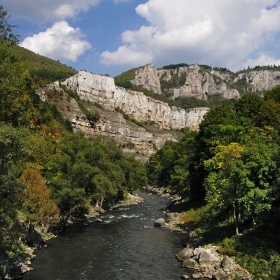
23 191 188 280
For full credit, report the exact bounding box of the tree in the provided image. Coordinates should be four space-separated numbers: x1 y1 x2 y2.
118 156 148 194
0 5 19 44
170 131 197 196
204 142 245 234
0 6 37 126
20 168 60 233
264 86 280 103
234 92 264 120
204 136 277 235
0 124 27 258
255 100 280 136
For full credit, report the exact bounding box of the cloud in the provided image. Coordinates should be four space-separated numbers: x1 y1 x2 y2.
20 21 91 62
100 45 153 66
1 0 102 23
100 0 280 71
244 54 280 69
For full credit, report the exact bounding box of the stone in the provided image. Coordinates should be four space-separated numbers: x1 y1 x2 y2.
154 218 166 227
204 266 217 279
198 249 217 267
181 275 190 279
182 258 199 269
212 269 226 280
192 272 203 279
176 248 193 261
221 256 234 271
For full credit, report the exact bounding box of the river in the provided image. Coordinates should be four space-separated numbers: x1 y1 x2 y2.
23 191 189 280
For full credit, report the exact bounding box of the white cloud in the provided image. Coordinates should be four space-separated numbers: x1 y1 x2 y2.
1 0 102 23
100 0 280 71
244 54 280 69
20 21 91 62
100 45 153 66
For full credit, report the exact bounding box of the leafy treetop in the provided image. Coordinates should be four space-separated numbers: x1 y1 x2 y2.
0 5 19 44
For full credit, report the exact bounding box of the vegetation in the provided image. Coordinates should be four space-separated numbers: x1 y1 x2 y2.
0 7 148 275
2 5 280 278
146 90 280 278
238 64 280 73
162 63 189 69
114 67 139 88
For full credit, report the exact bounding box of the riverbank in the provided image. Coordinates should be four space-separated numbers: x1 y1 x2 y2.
1 193 144 280
145 186 253 280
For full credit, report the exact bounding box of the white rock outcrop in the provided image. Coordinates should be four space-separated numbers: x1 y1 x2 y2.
131 64 240 100
62 71 209 131
234 70 280 92
130 64 162 94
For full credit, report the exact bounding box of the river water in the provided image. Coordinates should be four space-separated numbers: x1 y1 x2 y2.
23 191 189 280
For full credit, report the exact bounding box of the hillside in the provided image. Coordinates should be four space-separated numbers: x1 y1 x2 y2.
115 63 280 108
11 45 77 83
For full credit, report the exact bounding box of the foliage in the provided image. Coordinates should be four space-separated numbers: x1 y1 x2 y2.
114 67 138 88
234 92 264 120
0 124 27 258
230 77 250 93
11 45 76 85
264 85 280 102
0 5 19 44
20 168 60 229
162 63 189 69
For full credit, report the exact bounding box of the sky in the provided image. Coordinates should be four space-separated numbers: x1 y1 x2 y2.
3 0 280 77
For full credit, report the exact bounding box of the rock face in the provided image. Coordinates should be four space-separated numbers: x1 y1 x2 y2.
130 64 162 94
130 64 240 100
40 71 209 161
129 64 280 100
62 71 209 131
233 70 280 92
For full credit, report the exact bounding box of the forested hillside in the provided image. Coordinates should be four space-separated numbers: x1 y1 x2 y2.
146 89 280 278
0 6 147 278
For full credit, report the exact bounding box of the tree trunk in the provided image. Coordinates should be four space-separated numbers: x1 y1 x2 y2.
233 201 239 235
100 197 104 209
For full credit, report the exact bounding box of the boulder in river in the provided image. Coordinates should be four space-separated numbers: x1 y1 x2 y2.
154 218 166 227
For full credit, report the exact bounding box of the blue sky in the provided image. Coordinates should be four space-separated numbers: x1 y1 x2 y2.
3 0 280 77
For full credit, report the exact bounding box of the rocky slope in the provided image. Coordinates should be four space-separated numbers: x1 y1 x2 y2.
39 71 209 161
128 63 280 99
38 64 280 161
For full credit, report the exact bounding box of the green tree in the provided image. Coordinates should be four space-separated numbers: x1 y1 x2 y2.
169 131 197 196
255 100 280 136
204 136 277 234
234 92 264 121
0 124 27 258
0 5 19 44
264 86 280 102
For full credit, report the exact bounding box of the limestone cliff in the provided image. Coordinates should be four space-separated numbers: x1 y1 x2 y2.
130 64 240 99
233 70 280 92
128 64 280 100
61 71 209 131
40 71 209 161
130 64 162 94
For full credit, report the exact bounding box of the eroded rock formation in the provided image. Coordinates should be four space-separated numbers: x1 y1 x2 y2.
233 70 280 93
40 71 209 161
130 64 240 100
